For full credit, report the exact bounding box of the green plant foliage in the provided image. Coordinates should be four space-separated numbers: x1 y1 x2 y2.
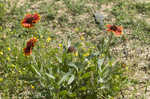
0 1 5 24
0 0 149 98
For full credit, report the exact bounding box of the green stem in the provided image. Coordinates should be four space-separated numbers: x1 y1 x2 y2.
101 33 113 67
106 33 113 56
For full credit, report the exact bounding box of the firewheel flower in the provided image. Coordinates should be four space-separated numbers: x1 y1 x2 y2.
23 37 38 56
106 24 123 36
23 47 32 56
21 13 40 28
26 37 38 48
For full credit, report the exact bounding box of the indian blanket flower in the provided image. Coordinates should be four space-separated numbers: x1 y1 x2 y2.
23 37 38 56
21 13 40 28
23 47 32 56
26 37 38 48
106 24 123 36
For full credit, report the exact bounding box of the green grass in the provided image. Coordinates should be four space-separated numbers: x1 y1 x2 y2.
0 0 150 98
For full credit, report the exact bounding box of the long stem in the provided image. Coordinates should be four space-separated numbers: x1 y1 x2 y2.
101 33 113 67
106 33 113 57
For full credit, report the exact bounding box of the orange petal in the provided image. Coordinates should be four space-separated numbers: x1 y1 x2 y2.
32 13 40 23
22 23 33 28
106 24 112 28
26 37 38 48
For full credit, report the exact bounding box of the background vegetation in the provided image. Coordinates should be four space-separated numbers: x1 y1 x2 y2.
0 0 150 98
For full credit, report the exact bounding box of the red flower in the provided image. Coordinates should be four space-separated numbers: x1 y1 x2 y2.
32 13 40 23
23 37 38 56
21 13 40 28
106 24 123 36
26 37 38 48
23 47 32 56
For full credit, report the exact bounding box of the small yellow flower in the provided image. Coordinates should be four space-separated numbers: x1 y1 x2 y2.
12 71 15 74
100 54 105 58
115 75 120 79
42 45 45 48
74 27 79 32
125 66 128 71
40 35 43 38
8 47 11 51
83 52 89 57
0 51 3 55
46 37 51 42
88 61 91 65
108 61 112 66
109 97 114 99
11 64 15 68
59 44 62 47
33 37 37 40
74 52 78 56
31 85 35 89
121 63 126 68
19 70 22 73
7 57 10 61
80 36 85 40
8 28 11 32
91 46 95 49
0 78 3 82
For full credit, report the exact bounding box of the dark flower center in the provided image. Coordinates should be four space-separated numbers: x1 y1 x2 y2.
27 42 34 48
67 46 76 53
24 47 32 53
26 17 34 23
26 47 32 50
110 25 118 31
